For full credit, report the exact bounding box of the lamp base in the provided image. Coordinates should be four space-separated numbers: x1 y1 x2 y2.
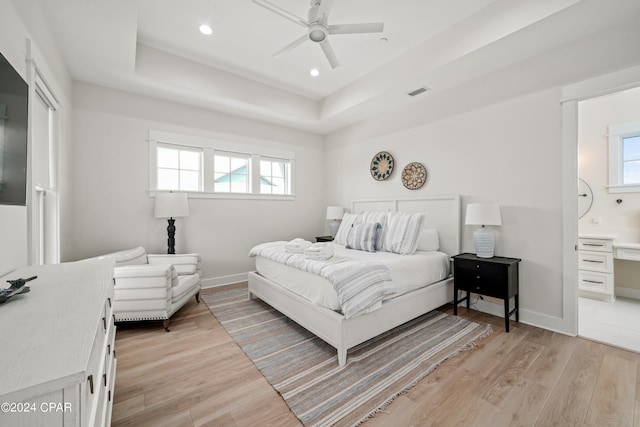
166 218 176 254
473 226 495 258
330 221 340 238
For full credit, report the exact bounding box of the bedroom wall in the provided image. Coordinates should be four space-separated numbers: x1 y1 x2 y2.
578 86 640 296
70 82 325 286
0 0 73 274
325 88 565 331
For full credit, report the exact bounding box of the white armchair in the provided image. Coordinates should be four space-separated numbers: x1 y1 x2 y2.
100 247 201 331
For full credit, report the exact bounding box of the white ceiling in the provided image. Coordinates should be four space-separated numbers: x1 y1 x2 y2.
34 0 640 134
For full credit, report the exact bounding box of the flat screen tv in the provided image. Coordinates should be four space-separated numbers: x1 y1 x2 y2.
0 52 28 206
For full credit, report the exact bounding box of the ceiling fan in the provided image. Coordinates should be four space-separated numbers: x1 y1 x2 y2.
252 0 385 69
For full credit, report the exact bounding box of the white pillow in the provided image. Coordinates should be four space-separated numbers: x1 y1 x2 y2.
333 213 362 245
379 212 426 255
346 222 380 252
417 228 440 251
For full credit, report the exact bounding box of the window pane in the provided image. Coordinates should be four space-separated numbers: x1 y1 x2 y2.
623 160 640 184
230 179 247 193
214 180 230 192
180 151 201 171
158 147 178 168
214 155 230 173
623 136 640 161
260 160 271 176
157 169 179 190
231 157 247 171
271 177 285 194
180 170 200 191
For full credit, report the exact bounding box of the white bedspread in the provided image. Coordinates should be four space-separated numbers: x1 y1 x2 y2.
254 244 450 313
249 242 395 318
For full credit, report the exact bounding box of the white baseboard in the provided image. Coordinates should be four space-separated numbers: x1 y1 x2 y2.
456 295 573 336
201 272 248 289
615 286 640 300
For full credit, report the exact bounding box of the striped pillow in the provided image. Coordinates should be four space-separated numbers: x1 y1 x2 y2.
380 212 426 255
334 213 362 245
346 222 380 252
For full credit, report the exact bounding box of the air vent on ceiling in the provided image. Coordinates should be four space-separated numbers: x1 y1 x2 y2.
407 86 429 97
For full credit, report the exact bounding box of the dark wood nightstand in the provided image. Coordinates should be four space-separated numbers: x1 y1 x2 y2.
316 236 334 242
452 253 521 332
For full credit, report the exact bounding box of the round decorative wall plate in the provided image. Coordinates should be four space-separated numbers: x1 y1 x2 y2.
370 151 394 181
402 162 427 190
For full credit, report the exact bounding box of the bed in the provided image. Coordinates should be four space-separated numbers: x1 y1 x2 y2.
248 195 461 366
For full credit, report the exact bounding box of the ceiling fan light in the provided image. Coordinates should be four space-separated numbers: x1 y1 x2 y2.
308 24 327 42
310 68 320 77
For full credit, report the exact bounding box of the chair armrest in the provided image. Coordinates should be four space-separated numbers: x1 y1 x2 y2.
114 264 173 279
148 253 201 276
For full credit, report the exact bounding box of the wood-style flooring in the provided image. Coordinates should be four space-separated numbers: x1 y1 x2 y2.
112 284 640 426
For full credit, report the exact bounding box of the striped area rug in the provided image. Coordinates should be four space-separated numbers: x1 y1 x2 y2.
203 287 491 427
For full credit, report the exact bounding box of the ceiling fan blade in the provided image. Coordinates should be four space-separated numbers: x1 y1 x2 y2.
252 0 308 28
273 35 308 58
328 22 385 35
319 40 339 69
309 0 334 23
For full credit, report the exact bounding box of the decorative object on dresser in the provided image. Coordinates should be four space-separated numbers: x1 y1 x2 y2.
369 151 394 181
401 162 427 189
154 191 189 254
98 246 201 331
465 203 502 258
0 276 36 303
578 235 615 301
452 253 521 332
0 258 117 427
325 205 344 237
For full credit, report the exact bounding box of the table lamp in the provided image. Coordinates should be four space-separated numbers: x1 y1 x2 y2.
155 192 190 254
326 206 344 237
465 203 502 258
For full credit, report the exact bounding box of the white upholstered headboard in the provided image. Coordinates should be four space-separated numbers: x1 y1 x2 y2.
351 195 461 257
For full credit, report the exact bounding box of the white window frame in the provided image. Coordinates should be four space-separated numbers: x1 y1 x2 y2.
148 130 295 200
608 120 640 193
259 156 291 195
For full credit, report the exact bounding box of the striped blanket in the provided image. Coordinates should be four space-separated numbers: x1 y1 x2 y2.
249 242 396 318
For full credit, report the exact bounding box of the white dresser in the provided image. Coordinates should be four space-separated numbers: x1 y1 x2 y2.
0 258 117 426
578 235 616 301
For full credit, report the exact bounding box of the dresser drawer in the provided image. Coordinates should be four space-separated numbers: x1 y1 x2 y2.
578 238 613 252
454 259 507 298
578 251 613 273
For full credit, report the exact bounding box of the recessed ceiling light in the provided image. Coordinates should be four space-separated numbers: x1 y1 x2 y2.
310 68 320 77
199 24 212 35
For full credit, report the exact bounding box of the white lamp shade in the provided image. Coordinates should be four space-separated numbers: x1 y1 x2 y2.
465 203 502 226
154 192 190 218
326 206 344 220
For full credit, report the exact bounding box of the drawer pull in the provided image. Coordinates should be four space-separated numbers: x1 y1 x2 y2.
108 297 112 308
583 259 604 263
583 243 605 247
103 373 107 387
108 344 111 355
583 279 604 284
102 317 107 330
88 375 94 394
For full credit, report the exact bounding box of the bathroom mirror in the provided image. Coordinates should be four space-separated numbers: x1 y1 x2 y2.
578 178 593 219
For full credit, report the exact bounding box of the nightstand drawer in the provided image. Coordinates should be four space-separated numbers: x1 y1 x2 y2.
454 259 506 298
578 251 613 273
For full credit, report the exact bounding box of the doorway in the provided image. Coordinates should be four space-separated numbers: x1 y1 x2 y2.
576 86 640 352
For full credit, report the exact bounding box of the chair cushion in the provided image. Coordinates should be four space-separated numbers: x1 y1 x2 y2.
172 274 200 302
